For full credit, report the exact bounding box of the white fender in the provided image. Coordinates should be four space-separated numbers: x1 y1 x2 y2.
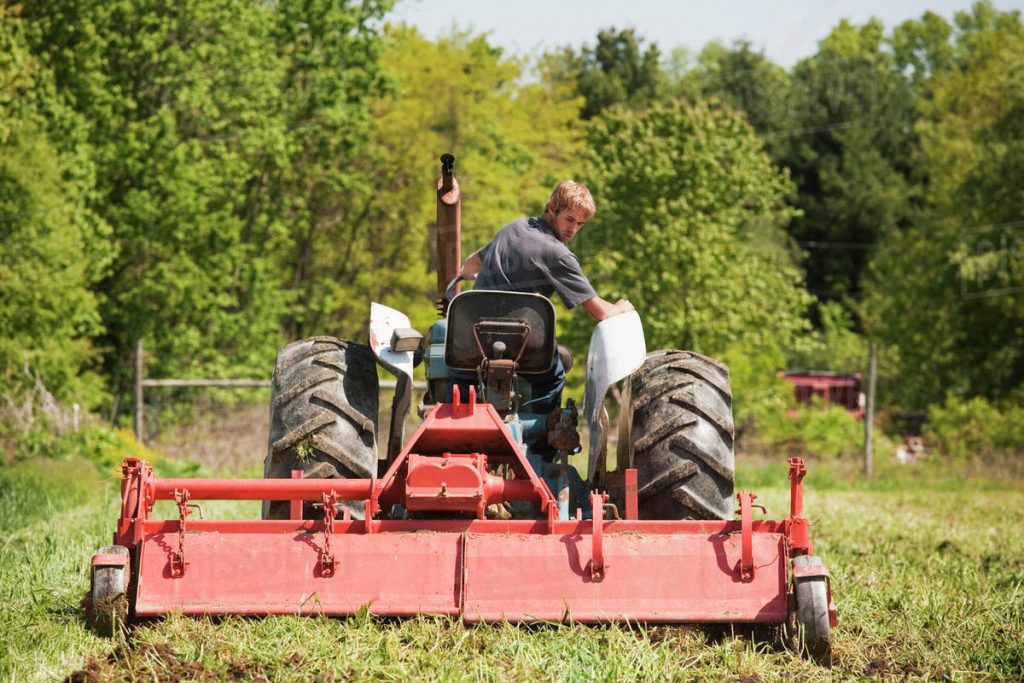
582 311 646 481
369 302 415 378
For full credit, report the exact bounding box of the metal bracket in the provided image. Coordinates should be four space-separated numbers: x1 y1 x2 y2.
624 468 638 520
737 491 756 582
589 491 608 582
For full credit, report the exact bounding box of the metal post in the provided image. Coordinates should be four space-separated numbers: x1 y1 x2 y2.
436 153 461 297
135 339 145 444
864 342 877 480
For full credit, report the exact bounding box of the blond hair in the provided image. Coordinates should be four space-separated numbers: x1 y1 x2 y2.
545 180 596 219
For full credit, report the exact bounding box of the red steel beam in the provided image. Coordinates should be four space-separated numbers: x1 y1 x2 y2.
151 475 539 506
152 478 376 501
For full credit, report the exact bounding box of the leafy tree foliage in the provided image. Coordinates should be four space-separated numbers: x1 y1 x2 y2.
18 0 391 392
551 28 667 120
675 39 791 142
0 8 110 403
568 101 811 356
264 0 395 339
776 19 918 305
863 1 1024 408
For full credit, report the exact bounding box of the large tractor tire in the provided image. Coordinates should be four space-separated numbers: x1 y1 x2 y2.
262 337 378 520
618 350 735 520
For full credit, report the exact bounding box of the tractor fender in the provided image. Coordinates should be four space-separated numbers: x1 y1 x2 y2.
369 303 420 464
369 302 417 379
582 311 646 482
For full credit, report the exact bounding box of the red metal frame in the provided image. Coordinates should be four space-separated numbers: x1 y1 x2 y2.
100 390 836 625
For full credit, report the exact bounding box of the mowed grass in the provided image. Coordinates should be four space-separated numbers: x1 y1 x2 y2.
1 457 1022 682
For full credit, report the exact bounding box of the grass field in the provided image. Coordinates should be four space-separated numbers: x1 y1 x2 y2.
1 454 1022 682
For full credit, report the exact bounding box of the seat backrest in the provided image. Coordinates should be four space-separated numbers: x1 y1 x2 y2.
445 290 556 375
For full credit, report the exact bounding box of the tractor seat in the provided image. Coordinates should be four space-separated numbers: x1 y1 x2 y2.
445 290 556 375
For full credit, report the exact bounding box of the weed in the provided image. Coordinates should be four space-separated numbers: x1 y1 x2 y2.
295 436 314 462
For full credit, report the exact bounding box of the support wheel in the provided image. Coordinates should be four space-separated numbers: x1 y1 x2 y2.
789 555 833 666
89 545 129 637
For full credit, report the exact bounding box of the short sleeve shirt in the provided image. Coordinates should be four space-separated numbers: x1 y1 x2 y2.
474 217 597 308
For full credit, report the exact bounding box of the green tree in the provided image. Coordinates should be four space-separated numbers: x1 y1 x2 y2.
0 7 110 404
569 101 811 356
778 19 918 306
551 28 667 120
19 1 391 394
863 1 1024 407
262 0 394 340
675 40 791 143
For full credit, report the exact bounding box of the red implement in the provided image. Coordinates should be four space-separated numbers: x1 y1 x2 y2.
94 389 836 628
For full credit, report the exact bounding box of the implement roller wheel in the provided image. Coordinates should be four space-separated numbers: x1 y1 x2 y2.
263 337 378 520
789 555 833 667
618 350 735 520
89 544 129 637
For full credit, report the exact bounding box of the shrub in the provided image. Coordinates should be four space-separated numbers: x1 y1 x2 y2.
925 394 1024 464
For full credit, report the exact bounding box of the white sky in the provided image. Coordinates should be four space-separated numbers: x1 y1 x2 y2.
388 0 1024 67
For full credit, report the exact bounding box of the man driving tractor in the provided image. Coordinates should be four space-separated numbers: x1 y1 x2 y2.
452 180 634 412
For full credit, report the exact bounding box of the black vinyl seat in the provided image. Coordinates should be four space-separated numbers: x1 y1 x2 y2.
445 290 556 375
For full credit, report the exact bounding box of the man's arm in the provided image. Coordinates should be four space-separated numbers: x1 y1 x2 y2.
581 295 634 321
459 250 482 280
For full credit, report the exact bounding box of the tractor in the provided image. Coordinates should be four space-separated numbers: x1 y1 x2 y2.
88 154 836 665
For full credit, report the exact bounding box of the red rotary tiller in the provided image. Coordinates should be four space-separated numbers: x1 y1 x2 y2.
90 389 836 663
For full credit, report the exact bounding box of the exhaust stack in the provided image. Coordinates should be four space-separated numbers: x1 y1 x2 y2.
436 153 461 297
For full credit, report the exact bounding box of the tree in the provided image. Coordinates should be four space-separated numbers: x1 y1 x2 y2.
863 2 1024 407
550 28 667 120
675 39 791 143
0 7 110 404
19 0 392 392
568 100 811 357
777 19 919 306
262 0 394 340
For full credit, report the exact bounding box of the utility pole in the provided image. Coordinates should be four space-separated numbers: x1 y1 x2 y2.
135 340 145 444
864 342 878 480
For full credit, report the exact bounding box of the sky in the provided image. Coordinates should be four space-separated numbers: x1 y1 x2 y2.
388 0 1023 67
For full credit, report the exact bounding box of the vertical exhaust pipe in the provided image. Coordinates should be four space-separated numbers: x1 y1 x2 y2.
436 153 461 298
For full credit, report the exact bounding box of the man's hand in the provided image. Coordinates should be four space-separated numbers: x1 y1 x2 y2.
582 296 634 321
613 298 634 314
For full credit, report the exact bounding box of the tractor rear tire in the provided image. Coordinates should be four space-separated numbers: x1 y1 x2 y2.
262 337 378 520
618 350 735 520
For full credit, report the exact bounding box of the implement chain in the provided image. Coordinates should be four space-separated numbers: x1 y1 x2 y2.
171 489 191 577
319 491 340 577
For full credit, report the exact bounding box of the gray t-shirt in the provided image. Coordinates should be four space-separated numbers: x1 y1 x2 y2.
474 216 597 308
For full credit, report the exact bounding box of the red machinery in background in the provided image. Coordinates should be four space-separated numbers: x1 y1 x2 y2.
781 371 865 419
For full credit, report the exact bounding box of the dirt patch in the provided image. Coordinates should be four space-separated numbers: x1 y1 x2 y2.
643 624 704 650
65 642 221 682
88 594 128 636
858 637 934 679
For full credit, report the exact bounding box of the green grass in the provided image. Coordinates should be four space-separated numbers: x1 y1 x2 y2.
1 457 1022 681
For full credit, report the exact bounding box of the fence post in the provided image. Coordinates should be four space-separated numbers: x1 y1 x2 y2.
135 339 145 445
864 342 878 480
